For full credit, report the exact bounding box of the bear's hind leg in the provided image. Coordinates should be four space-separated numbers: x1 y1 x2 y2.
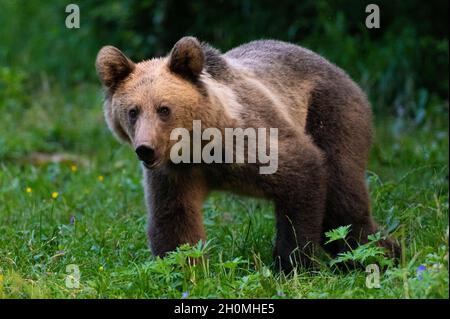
267 141 327 272
321 160 401 260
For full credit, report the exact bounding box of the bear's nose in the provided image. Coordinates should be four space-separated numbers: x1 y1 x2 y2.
135 145 155 163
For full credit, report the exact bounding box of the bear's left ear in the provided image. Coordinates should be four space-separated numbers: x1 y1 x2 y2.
168 36 204 80
96 46 135 92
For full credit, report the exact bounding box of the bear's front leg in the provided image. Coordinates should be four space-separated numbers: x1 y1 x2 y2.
265 140 327 272
143 168 208 257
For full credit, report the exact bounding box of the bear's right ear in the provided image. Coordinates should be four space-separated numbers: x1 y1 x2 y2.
168 37 204 80
96 46 135 92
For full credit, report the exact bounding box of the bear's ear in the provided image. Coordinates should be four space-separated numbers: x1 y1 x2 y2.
168 36 204 80
96 46 135 91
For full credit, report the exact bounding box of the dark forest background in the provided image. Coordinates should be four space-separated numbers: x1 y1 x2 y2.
1 0 448 120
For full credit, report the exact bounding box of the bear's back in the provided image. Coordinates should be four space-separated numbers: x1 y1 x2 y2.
224 40 343 80
223 40 372 165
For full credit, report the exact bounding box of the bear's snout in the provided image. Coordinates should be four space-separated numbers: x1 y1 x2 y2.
135 144 156 167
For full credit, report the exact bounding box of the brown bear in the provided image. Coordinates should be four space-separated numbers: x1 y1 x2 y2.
96 37 400 272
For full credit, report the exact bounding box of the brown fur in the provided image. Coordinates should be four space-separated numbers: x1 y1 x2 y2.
96 37 401 272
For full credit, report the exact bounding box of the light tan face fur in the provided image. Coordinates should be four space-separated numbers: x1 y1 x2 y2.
111 60 205 165
96 37 217 168
96 37 212 168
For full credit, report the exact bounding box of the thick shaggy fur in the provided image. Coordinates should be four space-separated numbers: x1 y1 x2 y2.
96 37 400 272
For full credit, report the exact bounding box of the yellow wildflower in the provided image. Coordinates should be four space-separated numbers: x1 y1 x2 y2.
98 175 104 182
71 165 77 172
26 187 32 194
51 192 59 199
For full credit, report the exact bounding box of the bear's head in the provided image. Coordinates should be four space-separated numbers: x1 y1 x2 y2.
96 36 214 169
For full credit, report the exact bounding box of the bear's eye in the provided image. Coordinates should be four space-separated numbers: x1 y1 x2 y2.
128 108 139 123
157 106 171 118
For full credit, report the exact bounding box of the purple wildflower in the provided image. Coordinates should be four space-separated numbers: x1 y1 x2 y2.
181 291 189 299
416 265 426 280
69 215 75 225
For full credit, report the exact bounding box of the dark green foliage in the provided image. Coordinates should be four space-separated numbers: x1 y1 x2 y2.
1 0 448 117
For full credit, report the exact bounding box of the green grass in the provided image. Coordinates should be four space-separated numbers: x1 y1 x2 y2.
0 83 448 299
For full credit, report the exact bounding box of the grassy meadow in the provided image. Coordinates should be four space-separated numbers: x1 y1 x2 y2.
0 83 447 298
